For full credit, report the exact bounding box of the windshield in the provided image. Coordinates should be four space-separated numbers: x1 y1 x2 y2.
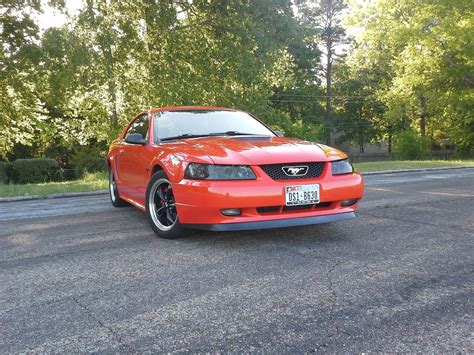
153 110 275 142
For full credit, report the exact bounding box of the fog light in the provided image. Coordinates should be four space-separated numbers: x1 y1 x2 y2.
221 208 242 216
341 199 357 207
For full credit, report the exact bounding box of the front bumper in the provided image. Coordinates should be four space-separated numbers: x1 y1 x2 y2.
172 164 364 227
185 212 355 231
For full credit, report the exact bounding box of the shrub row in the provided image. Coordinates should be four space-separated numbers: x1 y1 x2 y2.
1 159 59 184
0 162 8 184
0 157 108 184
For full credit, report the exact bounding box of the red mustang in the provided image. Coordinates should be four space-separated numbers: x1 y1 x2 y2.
107 106 364 238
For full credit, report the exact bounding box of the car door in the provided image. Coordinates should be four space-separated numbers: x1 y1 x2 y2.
116 113 151 206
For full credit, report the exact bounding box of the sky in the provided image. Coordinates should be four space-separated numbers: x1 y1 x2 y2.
34 0 82 31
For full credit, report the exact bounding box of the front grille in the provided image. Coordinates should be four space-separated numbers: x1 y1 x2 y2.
282 202 331 211
256 202 333 215
259 162 325 180
256 206 280 213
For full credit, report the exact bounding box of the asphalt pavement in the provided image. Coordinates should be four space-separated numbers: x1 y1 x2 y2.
1 168 473 352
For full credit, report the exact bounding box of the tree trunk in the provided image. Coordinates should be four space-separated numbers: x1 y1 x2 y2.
325 41 333 146
98 2 119 134
359 132 364 153
108 79 118 131
102 43 118 132
419 96 427 137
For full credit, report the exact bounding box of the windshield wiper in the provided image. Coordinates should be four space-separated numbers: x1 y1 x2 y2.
160 133 212 142
209 131 258 136
160 131 260 142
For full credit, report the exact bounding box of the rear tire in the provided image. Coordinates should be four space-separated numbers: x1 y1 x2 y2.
109 169 128 207
145 171 185 239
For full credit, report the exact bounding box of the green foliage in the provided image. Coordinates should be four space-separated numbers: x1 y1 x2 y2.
1 0 472 159
8 158 60 184
74 157 107 179
332 63 385 152
1 0 308 159
295 0 349 144
393 129 429 160
354 160 474 173
0 171 109 198
349 0 474 153
0 1 44 158
69 143 108 168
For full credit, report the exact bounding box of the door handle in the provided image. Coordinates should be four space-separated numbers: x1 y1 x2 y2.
119 149 125 155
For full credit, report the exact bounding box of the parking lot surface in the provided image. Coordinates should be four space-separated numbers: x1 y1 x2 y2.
1 169 473 352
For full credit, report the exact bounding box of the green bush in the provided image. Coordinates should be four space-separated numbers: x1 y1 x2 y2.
4 163 17 183
8 159 60 184
75 157 107 178
0 162 8 183
394 129 429 160
69 143 108 168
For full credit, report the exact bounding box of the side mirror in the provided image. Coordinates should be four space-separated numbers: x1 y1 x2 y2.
125 133 147 145
274 130 285 137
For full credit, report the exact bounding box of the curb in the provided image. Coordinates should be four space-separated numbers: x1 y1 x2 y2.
361 165 474 176
1 165 473 203
0 190 108 203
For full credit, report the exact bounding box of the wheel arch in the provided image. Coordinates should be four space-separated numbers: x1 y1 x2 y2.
150 164 164 177
106 156 112 170
149 155 186 183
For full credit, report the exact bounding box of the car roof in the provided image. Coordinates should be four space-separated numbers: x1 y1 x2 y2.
150 106 236 114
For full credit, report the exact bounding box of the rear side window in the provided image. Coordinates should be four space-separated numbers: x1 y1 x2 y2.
126 114 149 139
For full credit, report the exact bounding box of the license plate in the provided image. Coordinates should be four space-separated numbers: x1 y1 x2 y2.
285 184 320 206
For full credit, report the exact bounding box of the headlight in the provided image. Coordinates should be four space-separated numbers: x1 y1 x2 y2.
331 159 353 175
184 163 256 180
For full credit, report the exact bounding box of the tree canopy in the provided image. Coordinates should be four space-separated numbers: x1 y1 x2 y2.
347 0 473 153
1 0 472 162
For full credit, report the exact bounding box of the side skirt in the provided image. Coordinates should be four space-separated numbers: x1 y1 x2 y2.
120 193 146 211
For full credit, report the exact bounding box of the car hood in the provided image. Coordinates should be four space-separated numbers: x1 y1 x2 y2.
161 136 347 165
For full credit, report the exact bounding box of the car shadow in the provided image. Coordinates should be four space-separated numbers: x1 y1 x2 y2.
182 225 352 251
86 195 354 247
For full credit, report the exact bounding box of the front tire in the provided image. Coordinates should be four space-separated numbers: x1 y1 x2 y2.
145 171 184 239
109 169 128 207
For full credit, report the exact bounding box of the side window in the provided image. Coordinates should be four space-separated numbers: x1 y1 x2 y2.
126 114 149 140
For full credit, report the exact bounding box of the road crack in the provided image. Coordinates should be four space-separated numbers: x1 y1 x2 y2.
72 297 136 352
312 260 351 352
326 261 347 334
